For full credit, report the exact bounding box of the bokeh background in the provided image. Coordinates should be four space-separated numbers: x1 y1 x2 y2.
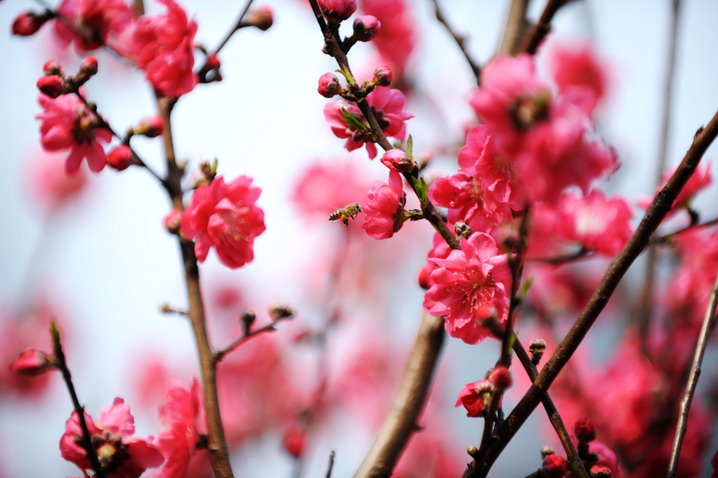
1 0 718 476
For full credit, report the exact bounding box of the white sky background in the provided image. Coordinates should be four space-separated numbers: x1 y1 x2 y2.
1 0 718 476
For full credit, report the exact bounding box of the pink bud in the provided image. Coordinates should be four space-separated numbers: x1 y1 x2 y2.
318 0 356 21
317 72 341 98
590 465 612 478
79 56 99 76
12 11 46 37
380 148 413 172
282 425 305 458
542 454 568 478
353 15 380 42
204 53 221 70
136 115 164 138
10 349 53 376
488 366 512 391
163 209 183 234
247 6 273 31
107 145 133 171
418 264 431 290
574 417 597 443
37 75 64 98
43 60 62 76
372 65 393 87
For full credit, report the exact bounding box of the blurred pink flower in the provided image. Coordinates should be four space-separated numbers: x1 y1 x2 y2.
27 152 89 210
60 398 163 477
360 0 415 79
157 379 203 478
548 41 609 115
423 232 511 344
37 92 112 174
54 0 134 51
131 0 197 98
181 175 266 269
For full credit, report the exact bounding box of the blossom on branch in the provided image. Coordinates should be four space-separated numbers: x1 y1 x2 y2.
423 232 511 344
36 91 112 174
60 398 164 477
181 175 266 269
54 0 134 51
361 170 406 239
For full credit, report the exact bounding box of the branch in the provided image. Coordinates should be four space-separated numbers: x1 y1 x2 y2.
518 0 572 55
211 0 256 55
213 322 278 363
665 274 718 477
51 322 107 478
430 0 481 83
353 313 445 478
466 110 718 477
496 0 529 56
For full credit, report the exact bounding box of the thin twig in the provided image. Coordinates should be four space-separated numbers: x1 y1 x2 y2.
518 0 572 55
526 247 594 265
653 216 718 245
212 0 256 55
51 322 107 478
325 450 337 478
465 111 718 477
213 323 278 363
496 0 529 56
430 0 481 83
665 274 718 477
636 0 683 350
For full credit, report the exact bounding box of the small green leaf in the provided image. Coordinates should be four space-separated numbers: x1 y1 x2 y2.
341 108 367 130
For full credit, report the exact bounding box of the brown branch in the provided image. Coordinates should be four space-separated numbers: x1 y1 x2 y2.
353 312 445 478
464 110 718 477
51 322 107 478
518 0 572 55
496 0 529 56
213 322 278 363
653 216 718 245
635 0 682 349
211 0 256 55
325 450 337 478
666 274 718 477
430 0 481 83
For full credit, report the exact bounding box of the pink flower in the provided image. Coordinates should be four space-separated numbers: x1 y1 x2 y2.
423 232 511 344
156 379 203 478
362 170 406 239
181 175 266 269
455 379 492 417
360 0 415 79
318 0 357 20
323 86 413 159
548 41 609 115
131 0 198 98
27 152 89 210
9 349 53 376
556 190 633 255
291 160 371 218
60 398 164 477
643 163 712 213
54 0 134 51
36 92 112 174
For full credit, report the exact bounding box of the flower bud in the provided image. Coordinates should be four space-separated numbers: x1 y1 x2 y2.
135 115 164 138
43 60 62 76
10 349 54 376
352 15 380 42
79 56 99 77
37 75 64 98
488 366 512 391
590 465 612 478
247 6 273 31
318 0 356 21
380 148 414 173
417 264 431 290
317 72 341 98
163 209 183 234
12 11 49 37
574 417 597 443
204 53 221 70
107 145 133 171
269 305 294 322
372 65 393 87
542 454 568 478
282 425 305 458
529 338 547 364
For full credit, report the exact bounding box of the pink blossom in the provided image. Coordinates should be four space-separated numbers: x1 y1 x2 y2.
36 92 112 174
9 349 53 376
131 0 198 98
323 86 413 159
455 379 492 417
423 232 511 344
27 152 89 210
54 0 134 51
548 41 609 115
362 170 406 239
590 442 620 478
60 398 164 477
181 175 266 269
156 379 203 478
360 0 415 79
556 190 633 255
642 163 712 213
318 0 357 20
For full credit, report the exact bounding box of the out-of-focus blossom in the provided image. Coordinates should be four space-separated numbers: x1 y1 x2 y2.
106 145 133 171
291 159 371 218
27 152 89 210
181 175 266 269
424 232 511 344
318 0 356 21
60 398 164 477
548 41 610 115
131 0 198 98
54 0 134 51
156 379 203 478
37 92 112 174
9 349 53 376
360 0 415 79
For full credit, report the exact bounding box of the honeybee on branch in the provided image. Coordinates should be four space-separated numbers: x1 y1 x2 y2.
329 203 362 228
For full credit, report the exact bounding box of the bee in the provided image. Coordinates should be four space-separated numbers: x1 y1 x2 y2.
328 203 362 228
